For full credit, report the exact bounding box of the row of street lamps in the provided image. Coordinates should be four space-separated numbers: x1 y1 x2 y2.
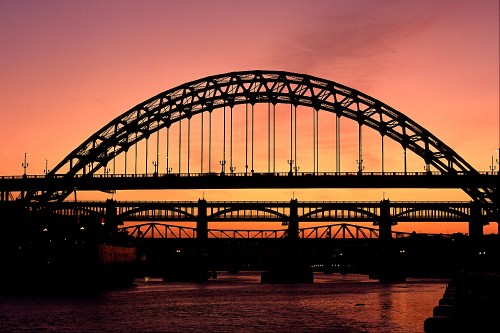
20 149 500 176
21 153 50 176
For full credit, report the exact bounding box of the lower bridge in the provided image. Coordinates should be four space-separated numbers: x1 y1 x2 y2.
16 198 496 240
2 199 498 283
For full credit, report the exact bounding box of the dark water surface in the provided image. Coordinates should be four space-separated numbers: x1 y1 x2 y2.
1 272 446 333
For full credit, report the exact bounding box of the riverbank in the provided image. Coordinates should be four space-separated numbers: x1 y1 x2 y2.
424 272 500 332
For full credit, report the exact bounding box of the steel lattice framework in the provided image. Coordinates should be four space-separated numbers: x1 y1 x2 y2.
39 70 496 212
120 222 420 240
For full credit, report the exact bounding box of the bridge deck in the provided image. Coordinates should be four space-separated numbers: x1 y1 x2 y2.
0 172 498 191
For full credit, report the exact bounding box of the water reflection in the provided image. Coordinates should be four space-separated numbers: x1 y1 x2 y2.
0 273 446 333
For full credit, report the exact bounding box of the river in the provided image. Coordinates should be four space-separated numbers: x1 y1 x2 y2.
0 272 446 333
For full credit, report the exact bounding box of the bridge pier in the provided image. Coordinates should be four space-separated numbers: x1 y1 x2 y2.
287 199 299 239
468 201 483 241
105 199 118 231
468 201 485 269
372 199 406 283
163 199 211 282
261 199 313 283
197 199 208 242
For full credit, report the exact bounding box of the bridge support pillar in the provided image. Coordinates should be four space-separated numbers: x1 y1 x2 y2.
261 199 313 283
164 199 210 282
468 201 483 242
468 201 484 269
287 199 299 240
105 199 118 231
373 200 406 283
197 199 208 242
195 199 209 281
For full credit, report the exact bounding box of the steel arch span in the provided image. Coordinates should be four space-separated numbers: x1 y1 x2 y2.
39 70 496 209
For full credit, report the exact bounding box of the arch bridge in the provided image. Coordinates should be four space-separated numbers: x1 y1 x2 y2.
0 70 498 226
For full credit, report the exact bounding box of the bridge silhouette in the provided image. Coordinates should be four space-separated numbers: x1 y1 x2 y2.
0 70 498 283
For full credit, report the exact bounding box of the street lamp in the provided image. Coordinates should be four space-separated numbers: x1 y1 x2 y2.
22 152 30 176
152 161 158 175
230 166 236 175
294 165 300 176
492 148 500 174
287 159 294 176
42 157 49 175
490 149 499 174
356 159 364 175
219 160 226 175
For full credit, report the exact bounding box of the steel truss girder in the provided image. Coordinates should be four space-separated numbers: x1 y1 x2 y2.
120 222 435 240
23 200 493 224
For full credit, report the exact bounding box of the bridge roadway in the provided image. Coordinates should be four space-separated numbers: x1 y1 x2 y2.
17 198 492 224
0 171 498 193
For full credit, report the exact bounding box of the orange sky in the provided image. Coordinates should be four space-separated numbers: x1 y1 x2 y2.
1 0 498 234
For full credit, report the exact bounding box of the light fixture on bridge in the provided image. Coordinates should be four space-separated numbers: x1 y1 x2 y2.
491 149 499 174
152 161 158 175
356 159 364 175
287 159 294 176
22 152 30 176
294 165 300 176
42 157 49 175
230 166 236 175
219 160 226 175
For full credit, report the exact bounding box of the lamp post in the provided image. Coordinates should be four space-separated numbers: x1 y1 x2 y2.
287 159 294 176
42 157 49 175
22 152 30 176
294 165 300 176
152 161 158 175
219 160 226 175
356 159 364 175
496 148 499 174
230 166 236 175
491 148 499 174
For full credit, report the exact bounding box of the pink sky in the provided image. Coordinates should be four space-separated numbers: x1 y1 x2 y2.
1 0 498 233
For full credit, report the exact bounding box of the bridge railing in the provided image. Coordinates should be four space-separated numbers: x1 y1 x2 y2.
1 170 499 179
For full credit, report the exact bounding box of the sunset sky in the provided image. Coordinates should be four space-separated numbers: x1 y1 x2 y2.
1 0 498 233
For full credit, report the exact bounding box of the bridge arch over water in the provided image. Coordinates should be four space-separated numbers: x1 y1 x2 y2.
34 70 496 214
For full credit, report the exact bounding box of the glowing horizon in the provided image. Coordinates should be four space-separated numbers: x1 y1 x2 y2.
1 1 498 234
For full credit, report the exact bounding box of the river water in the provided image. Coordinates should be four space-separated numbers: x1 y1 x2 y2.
1 272 446 333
